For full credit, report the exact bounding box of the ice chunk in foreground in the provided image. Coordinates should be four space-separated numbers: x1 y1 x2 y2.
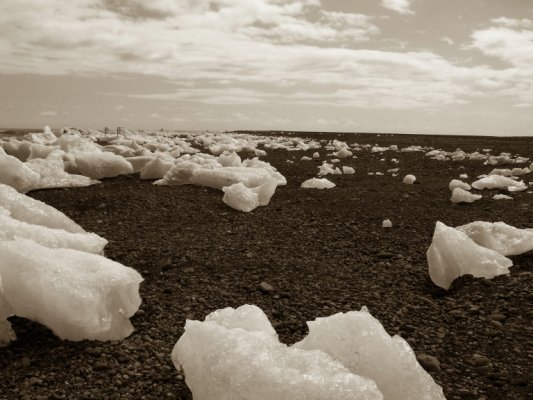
471 175 526 192
0 207 107 254
450 187 481 203
402 174 416 184
222 178 278 212
382 219 392 228
295 308 445 400
70 152 133 180
427 222 512 289
0 148 40 192
172 305 383 400
301 178 335 189
140 156 174 180
0 183 84 233
456 221 533 256
449 179 471 191
0 239 143 341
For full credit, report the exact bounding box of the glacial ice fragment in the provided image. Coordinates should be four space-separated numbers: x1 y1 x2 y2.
449 179 471 191
450 187 481 203
382 219 392 228
301 178 336 189
0 239 143 342
295 308 446 400
456 221 533 256
427 222 512 289
171 305 383 400
471 175 526 192
402 174 416 184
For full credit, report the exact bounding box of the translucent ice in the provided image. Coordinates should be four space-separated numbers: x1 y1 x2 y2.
222 178 278 212
471 175 526 192
0 207 107 254
0 239 143 342
456 221 533 256
295 308 445 400
140 156 175 180
70 152 133 180
301 178 336 189
450 187 481 203
0 148 40 192
172 305 383 400
427 221 512 289
402 174 416 184
0 183 84 233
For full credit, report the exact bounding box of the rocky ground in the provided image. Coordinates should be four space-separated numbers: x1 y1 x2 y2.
0 132 532 400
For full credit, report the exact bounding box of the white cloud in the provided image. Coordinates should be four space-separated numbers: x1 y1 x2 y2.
441 36 454 45
380 0 414 15
38 110 58 116
114 104 125 111
490 17 533 29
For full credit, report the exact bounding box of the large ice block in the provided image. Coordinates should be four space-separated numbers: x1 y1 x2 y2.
456 221 533 256
0 239 143 341
0 148 40 193
70 152 134 180
427 221 513 289
172 305 383 400
471 175 526 192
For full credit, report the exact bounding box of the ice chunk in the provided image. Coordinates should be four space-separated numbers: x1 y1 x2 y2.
427 221 512 289
0 148 40 192
333 148 352 159
343 166 355 174
172 305 383 400
456 221 533 256
126 155 156 173
0 183 84 233
402 174 416 184
511 167 530 176
489 168 512 177
450 187 481 203
71 152 134 180
0 239 143 341
218 152 242 167
255 149 267 157
301 156 312 161
295 308 445 400
471 175 526 192
312 152 320 159
449 179 471 191
301 178 336 189
140 157 175 180
0 207 107 254
222 183 259 212
382 219 392 228
493 194 513 200
253 178 278 206
459 173 468 179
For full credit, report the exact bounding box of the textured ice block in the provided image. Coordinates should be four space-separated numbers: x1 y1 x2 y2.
0 148 40 192
301 178 336 189
295 308 445 400
222 182 260 212
125 156 156 173
172 305 383 400
450 187 481 203
71 152 134 179
402 174 416 184
0 183 85 233
0 207 107 254
471 175 526 191
427 221 512 289
0 239 143 341
140 157 175 180
449 179 471 191
456 221 533 256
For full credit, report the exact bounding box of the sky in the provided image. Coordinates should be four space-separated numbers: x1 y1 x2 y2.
0 0 532 136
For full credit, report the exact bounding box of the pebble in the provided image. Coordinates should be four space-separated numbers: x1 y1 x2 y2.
258 281 275 293
471 354 490 367
416 354 441 372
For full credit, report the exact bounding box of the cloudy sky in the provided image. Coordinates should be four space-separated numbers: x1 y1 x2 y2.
1 0 532 135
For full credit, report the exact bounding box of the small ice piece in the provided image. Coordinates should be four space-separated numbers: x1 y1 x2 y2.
312 152 320 159
0 207 107 254
301 178 336 189
0 239 143 342
459 173 468 179
72 152 134 180
331 159 340 163
402 174 416 184
450 188 481 203
426 221 512 289
342 166 355 174
126 156 156 173
471 175 526 192
171 305 383 400
449 179 471 191
255 149 267 157
493 194 513 200
511 167 530 176
301 156 312 161
382 219 392 228
489 168 512 177
333 148 352 159
295 308 445 400
0 183 84 233
456 221 533 256
375 172 384 176
221 180 277 212
387 168 399 173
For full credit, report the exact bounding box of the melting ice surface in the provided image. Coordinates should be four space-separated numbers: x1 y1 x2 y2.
427 222 512 289
172 305 444 400
0 239 143 343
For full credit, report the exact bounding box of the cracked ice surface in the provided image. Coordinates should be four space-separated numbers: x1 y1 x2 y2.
427 222 512 289
0 239 143 343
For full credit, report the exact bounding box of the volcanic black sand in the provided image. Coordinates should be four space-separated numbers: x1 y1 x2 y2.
0 132 531 400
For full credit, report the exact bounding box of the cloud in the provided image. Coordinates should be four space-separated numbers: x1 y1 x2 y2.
380 0 414 15
38 110 58 116
441 36 454 45
114 104 125 111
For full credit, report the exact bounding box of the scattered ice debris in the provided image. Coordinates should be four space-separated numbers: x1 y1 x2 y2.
333 148 352 159
331 159 340 163
0 183 84 233
459 173 468 179
456 221 533 256
402 174 416 184
493 194 513 200
449 179 471 191
312 152 320 159
295 308 445 400
471 175 527 192
317 162 342 176
254 149 267 157
301 156 312 161
427 222 512 290
450 188 481 204
0 239 143 343
301 178 336 189
0 207 107 254
391 158 399 164
489 168 513 177
382 219 392 228
387 168 399 173
342 166 355 174
172 304 444 400
375 172 384 176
